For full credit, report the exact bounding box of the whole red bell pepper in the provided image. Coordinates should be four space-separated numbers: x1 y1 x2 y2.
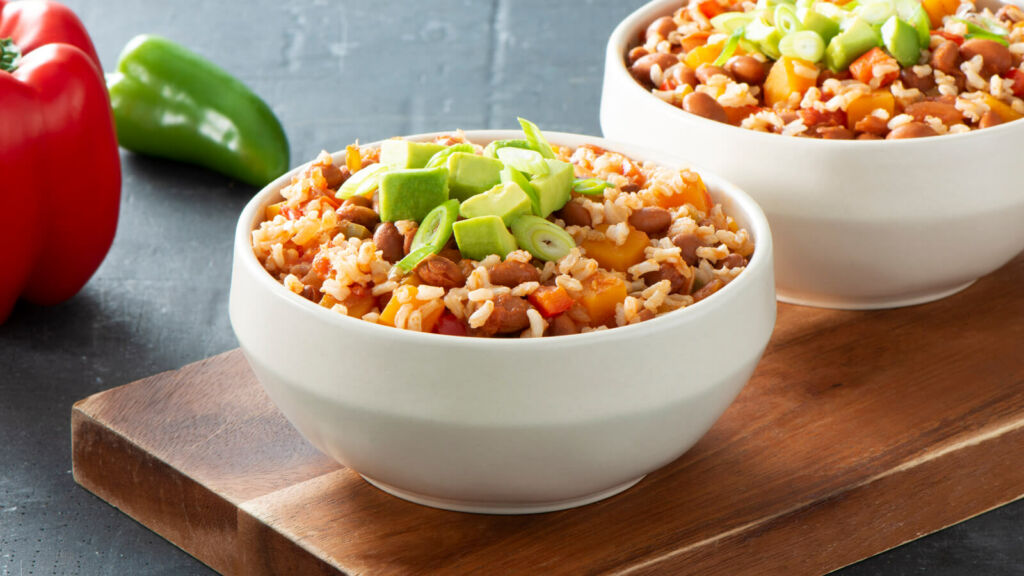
0 0 120 323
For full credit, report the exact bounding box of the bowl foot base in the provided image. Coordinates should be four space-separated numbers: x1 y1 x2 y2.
359 474 646 515
777 279 976 310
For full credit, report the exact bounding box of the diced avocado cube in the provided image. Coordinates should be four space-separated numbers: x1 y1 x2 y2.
801 10 840 44
881 16 921 67
379 167 449 222
380 140 447 169
501 165 541 215
452 215 519 261
529 159 574 218
459 182 533 225
446 152 503 201
825 17 881 72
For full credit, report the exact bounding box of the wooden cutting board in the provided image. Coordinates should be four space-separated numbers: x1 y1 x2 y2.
72 254 1024 576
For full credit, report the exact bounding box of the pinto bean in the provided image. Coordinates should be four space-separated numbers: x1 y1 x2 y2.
715 253 748 269
399 221 418 254
931 41 960 75
905 100 963 126
373 222 404 263
479 294 531 336
725 55 766 85
682 92 728 123
641 263 691 294
630 53 678 87
817 125 855 140
414 254 465 289
556 201 592 227
695 64 732 84
854 114 890 137
645 16 677 42
321 163 348 189
857 133 884 140
627 46 649 65
548 314 579 336
978 110 1004 129
336 204 379 230
343 195 373 209
628 207 672 235
886 122 938 139
899 68 936 93
960 38 1013 77
692 279 724 302
671 232 703 266
438 247 463 263
488 260 540 288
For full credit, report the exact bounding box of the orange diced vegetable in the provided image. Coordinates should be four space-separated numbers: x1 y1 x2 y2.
378 285 443 331
983 95 1023 122
764 56 819 108
651 169 712 213
849 47 899 86
265 201 286 220
579 272 628 326
684 41 725 69
845 90 895 129
580 224 650 273
528 285 574 318
695 0 725 19
681 31 711 53
345 143 361 173
922 0 959 27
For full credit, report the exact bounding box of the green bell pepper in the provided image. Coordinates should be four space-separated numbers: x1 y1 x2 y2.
106 34 289 187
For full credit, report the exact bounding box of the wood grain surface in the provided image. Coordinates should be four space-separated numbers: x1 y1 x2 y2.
72 254 1024 575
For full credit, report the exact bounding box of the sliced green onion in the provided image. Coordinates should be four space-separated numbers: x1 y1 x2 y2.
483 139 531 159
424 143 473 169
744 17 778 42
571 178 612 195
779 30 826 62
955 18 1010 45
496 146 550 176
813 2 848 23
857 1 895 25
517 117 555 159
965 30 1010 46
336 163 390 199
713 27 746 66
774 4 802 34
711 11 755 33
395 244 438 273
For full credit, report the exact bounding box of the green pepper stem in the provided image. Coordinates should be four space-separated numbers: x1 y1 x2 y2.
1 38 21 73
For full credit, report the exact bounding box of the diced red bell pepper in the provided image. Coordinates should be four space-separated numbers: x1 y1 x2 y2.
434 310 468 336
1 0 120 322
930 30 964 46
1004 69 1024 99
849 47 899 87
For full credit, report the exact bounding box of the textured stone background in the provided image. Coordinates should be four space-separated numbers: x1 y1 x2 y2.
1 1 1021 574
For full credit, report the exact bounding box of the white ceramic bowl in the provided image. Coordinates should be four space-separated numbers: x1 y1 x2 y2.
601 0 1024 309
229 130 776 514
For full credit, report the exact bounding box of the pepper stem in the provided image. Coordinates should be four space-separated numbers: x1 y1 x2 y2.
1 38 21 73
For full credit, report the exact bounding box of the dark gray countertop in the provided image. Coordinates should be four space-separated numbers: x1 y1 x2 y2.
1 1 1021 574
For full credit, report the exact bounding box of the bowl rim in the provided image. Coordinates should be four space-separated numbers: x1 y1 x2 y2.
605 0 1024 147
234 129 774 349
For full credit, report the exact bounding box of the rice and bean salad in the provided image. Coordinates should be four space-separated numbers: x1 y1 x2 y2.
628 0 1024 139
251 120 753 338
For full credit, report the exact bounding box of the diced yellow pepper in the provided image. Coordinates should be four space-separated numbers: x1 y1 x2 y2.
580 224 650 273
846 90 896 130
579 272 628 326
265 201 286 220
922 0 959 28
684 41 725 70
764 56 819 108
379 285 443 331
983 95 1023 122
